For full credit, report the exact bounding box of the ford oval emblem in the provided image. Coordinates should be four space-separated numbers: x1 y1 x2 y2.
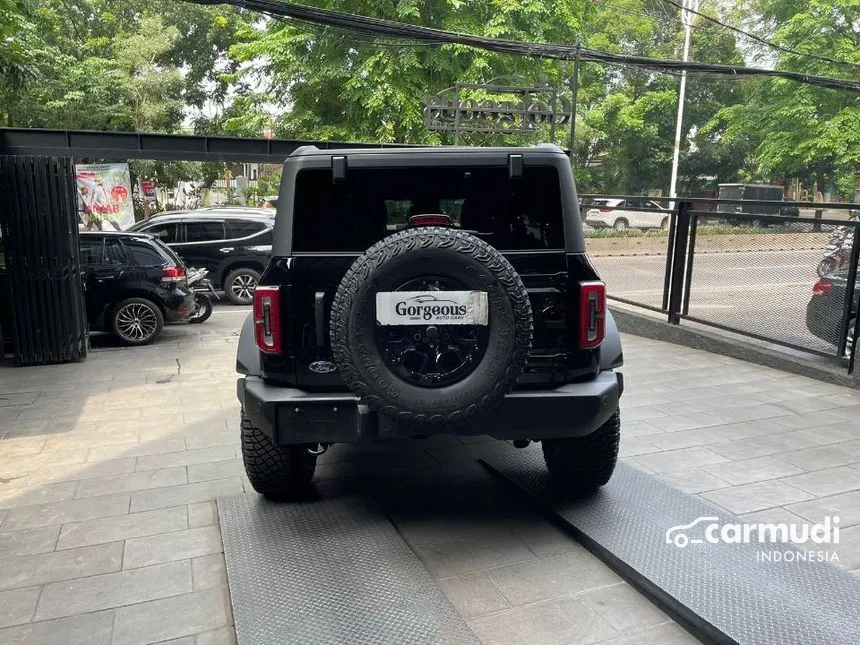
309 361 337 374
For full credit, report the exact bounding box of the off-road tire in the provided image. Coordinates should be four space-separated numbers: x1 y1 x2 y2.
224 268 261 305
240 414 317 500
330 226 533 426
542 410 620 494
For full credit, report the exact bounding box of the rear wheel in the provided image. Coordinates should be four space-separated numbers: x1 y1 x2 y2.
225 268 260 305
110 298 164 346
188 294 212 324
240 414 317 500
613 219 629 231
542 411 620 495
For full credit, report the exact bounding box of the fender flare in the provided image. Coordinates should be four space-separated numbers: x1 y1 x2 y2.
600 309 624 371
236 313 261 376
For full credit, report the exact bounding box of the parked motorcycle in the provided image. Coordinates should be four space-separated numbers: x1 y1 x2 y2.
187 267 217 324
817 210 860 278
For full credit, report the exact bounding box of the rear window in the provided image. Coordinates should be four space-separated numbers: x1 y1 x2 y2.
292 166 564 252
226 220 266 239
127 240 166 267
185 221 225 242
150 238 184 266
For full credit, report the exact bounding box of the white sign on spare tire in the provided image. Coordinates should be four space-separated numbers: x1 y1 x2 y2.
375 291 489 326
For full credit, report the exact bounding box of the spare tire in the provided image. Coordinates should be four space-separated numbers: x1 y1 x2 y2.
330 226 533 426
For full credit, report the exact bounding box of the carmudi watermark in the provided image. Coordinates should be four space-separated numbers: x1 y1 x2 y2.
665 515 840 563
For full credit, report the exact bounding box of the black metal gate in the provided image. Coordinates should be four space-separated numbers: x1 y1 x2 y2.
0 156 87 365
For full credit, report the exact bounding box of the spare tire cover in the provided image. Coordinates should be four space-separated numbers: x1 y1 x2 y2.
330 226 533 425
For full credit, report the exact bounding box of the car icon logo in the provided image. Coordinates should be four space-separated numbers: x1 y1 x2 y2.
665 516 720 548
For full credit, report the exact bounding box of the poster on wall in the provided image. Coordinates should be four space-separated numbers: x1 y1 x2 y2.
140 179 157 204
75 163 135 231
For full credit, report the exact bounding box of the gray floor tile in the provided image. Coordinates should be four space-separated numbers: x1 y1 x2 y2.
642 413 727 433
0 586 39 628
780 466 860 497
3 494 130 531
135 446 235 472
777 444 860 471
187 460 244 484
708 432 821 461
577 582 669 633
618 436 661 457
486 548 621 606
129 479 243 514
645 428 723 451
192 554 227 591
786 490 860 526
184 432 238 451
599 622 700 644
112 587 232 645
708 418 791 442
75 467 188 499
123 525 222 569
34 560 192 621
702 456 806 486
834 524 860 570
0 482 77 510
438 572 511 619
0 542 122 591
657 469 732 494
195 627 237 645
0 609 115 645
188 502 217 528
511 520 580 557
411 532 535 578
27 458 136 485
739 507 808 525
0 525 60 557
57 506 187 550
632 447 727 474
467 595 619 645
701 480 813 515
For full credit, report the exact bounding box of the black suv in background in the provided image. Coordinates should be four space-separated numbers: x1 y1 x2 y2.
80 231 194 345
235 145 624 500
128 207 274 305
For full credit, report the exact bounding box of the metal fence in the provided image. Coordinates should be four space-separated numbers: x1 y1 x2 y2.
0 156 88 365
581 194 860 374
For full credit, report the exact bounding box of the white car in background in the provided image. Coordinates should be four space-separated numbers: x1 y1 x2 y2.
585 198 671 231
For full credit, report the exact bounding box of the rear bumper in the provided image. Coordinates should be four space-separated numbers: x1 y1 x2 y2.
238 371 623 445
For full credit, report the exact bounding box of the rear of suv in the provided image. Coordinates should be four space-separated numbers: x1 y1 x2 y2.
236 145 624 500
79 231 194 345
128 208 273 305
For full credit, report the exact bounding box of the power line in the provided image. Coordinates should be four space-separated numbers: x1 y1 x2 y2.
656 0 860 72
186 0 860 92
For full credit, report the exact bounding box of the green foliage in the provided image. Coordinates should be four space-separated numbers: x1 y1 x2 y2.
244 170 283 205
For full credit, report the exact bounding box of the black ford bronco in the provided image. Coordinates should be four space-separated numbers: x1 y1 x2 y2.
235 144 624 500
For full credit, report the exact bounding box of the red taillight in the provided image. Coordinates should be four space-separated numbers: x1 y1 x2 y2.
254 286 282 354
599 207 611 213
408 214 452 227
579 281 606 349
812 279 832 295
161 266 186 282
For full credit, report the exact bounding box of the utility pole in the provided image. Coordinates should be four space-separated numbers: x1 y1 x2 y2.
669 0 699 199
568 46 581 167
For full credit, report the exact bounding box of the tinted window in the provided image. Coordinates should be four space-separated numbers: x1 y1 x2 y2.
226 220 266 239
151 238 184 266
143 222 179 243
79 237 103 266
103 238 127 265
184 221 225 242
292 166 564 252
127 241 166 266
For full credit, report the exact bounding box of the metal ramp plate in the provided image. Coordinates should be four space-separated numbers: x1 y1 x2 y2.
481 453 860 645
218 492 479 645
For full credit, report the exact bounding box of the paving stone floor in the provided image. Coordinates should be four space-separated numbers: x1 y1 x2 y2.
1 304 858 644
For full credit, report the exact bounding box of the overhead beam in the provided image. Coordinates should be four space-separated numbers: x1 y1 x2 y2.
0 128 413 162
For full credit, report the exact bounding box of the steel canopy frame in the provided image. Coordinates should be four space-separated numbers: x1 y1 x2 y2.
0 128 414 162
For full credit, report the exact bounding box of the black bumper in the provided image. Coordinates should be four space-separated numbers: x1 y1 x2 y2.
238 371 623 444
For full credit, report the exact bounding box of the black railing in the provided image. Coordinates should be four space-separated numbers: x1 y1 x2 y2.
581 194 860 374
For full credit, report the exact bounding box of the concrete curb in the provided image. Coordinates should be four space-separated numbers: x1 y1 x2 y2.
610 305 860 390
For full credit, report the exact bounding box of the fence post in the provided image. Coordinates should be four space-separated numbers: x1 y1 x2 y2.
666 199 692 325
838 225 860 361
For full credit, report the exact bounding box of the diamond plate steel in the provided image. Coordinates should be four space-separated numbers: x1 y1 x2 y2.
481 453 860 645
218 493 479 645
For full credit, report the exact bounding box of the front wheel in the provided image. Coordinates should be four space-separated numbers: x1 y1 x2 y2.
240 414 317 501
542 411 620 495
188 294 213 324
224 268 260 305
110 298 164 346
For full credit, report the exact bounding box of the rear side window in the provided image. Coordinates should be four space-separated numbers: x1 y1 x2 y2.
79 237 103 266
292 166 564 252
226 220 266 239
184 221 225 242
150 238 184 266
143 222 179 243
127 241 166 267
103 238 128 265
